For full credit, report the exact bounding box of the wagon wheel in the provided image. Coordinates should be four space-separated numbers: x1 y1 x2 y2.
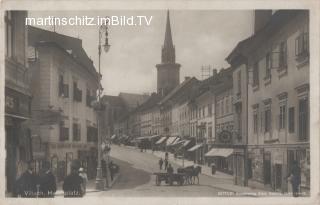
156 175 160 186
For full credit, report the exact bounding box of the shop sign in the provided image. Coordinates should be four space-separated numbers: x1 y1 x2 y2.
5 89 30 117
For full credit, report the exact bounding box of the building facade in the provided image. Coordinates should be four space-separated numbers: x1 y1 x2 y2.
28 26 99 180
5 11 33 195
244 10 310 192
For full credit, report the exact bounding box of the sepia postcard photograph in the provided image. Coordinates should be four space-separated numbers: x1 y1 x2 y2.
0 0 319 205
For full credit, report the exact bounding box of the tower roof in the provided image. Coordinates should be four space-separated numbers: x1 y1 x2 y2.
161 10 176 63
164 10 174 49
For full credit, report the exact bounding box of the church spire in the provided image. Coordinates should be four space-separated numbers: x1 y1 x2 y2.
161 10 175 63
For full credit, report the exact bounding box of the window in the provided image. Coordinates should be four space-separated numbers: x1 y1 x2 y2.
221 100 224 116
265 53 271 79
288 107 295 133
279 104 286 129
86 89 92 107
208 103 212 117
5 11 14 58
253 112 258 134
295 32 309 58
59 74 69 98
264 107 271 133
59 121 69 141
279 41 288 69
299 98 308 141
73 123 81 141
253 62 259 87
202 106 205 118
73 82 82 102
226 97 229 114
87 126 98 142
216 102 220 117
237 71 241 96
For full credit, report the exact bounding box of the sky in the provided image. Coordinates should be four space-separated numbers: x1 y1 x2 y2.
29 10 253 96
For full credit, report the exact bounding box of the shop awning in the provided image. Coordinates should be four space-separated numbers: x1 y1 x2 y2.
182 140 191 147
156 137 167 144
166 137 177 146
205 148 233 157
111 135 116 140
168 139 184 147
136 136 149 140
187 144 203 152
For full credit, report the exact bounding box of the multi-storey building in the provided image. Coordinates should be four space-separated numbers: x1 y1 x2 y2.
209 68 234 174
188 75 216 164
5 11 33 195
227 10 310 192
28 26 99 180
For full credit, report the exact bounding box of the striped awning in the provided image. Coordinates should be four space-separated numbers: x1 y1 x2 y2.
188 144 203 152
169 139 185 147
182 140 191 147
156 137 167 144
166 137 177 146
205 148 233 157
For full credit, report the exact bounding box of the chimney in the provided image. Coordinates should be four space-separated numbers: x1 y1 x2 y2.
184 76 191 81
254 10 272 34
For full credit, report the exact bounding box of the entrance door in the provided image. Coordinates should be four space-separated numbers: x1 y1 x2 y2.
275 164 282 190
264 153 271 185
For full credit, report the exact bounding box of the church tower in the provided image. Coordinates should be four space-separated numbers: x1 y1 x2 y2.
156 11 181 96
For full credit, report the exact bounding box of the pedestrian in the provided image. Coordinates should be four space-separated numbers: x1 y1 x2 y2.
109 161 114 181
166 164 174 185
159 158 163 170
167 164 174 174
287 160 301 197
79 167 88 195
165 152 169 161
38 162 56 198
164 158 168 170
63 163 83 197
14 161 38 198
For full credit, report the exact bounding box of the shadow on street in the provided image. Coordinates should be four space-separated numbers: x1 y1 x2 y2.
110 157 151 190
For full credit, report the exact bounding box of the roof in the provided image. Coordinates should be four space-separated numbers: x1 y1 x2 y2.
159 77 199 105
190 67 234 101
137 93 162 112
101 95 124 107
119 92 149 109
28 26 98 79
226 10 306 64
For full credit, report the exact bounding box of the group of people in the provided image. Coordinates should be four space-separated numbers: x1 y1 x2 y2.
158 152 173 174
14 161 88 198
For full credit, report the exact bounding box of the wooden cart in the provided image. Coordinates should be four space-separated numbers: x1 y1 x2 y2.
153 172 185 186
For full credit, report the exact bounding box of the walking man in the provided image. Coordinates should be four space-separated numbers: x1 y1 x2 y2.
38 162 56 197
159 158 163 170
287 160 301 197
164 158 168 170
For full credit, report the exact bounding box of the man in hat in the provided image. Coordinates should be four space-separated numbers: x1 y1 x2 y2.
15 161 38 198
38 162 56 197
63 162 83 197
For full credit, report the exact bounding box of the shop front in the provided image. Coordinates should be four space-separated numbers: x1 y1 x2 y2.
5 87 32 194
